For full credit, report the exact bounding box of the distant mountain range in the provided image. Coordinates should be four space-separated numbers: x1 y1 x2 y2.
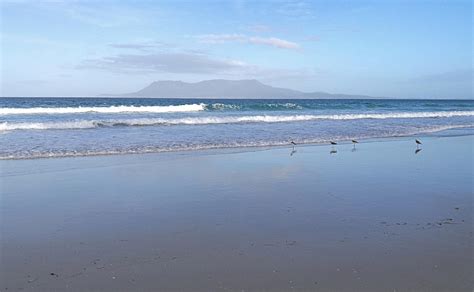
108 79 379 99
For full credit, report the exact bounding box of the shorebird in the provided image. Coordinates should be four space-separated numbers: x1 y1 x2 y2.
290 140 297 150
330 141 337 153
352 139 358 145
415 139 422 149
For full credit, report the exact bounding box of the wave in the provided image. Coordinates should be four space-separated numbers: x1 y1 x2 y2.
206 102 303 111
0 102 308 116
0 104 206 115
1 111 473 131
206 103 242 110
0 102 303 115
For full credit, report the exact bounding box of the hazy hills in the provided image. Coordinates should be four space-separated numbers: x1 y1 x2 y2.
111 79 377 99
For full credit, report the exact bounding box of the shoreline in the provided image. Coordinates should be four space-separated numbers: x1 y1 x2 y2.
1 126 473 161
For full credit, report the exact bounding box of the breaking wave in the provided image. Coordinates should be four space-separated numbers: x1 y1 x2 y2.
0 104 206 115
1 111 472 131
0 102 306 115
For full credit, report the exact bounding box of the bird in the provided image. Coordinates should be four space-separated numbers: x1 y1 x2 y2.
415 139 422 149
290 140 297 150
330 141 337 145
352 139 359 149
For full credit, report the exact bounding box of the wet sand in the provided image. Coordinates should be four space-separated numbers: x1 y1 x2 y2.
1 135 473 291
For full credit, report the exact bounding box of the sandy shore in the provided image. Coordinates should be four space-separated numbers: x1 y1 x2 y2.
1 135 472 291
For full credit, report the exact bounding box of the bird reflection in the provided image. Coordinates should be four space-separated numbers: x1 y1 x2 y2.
330 149 337 154
415 148 422 154
290 149 297 156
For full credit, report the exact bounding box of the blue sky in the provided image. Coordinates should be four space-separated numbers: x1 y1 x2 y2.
1 0 472 98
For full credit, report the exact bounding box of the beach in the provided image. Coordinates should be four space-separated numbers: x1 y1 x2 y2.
1 134 472 291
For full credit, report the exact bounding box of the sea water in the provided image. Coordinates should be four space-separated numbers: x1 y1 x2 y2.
0 98 472 159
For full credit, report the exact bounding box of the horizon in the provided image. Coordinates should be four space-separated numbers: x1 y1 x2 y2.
1 0 472 99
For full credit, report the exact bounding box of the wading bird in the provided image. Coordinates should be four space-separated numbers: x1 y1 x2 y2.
330 141 337 145
415 139 422 149
352 139 358 148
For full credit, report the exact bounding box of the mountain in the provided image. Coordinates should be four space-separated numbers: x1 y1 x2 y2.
110 79 378 99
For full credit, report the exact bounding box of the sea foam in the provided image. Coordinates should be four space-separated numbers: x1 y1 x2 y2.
0 104 206 115
1 111 472 131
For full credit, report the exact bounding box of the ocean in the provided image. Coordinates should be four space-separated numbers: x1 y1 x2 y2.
0 98 473 159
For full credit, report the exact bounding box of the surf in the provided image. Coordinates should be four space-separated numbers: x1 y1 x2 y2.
1 111 472 131
0 104 206 115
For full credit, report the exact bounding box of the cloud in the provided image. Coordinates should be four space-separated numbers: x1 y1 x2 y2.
77 50 313 83
275 0 314 18
196 34 300 50
196 34 247 44
108 41 174 51
16 79 49 85
248 37 300 49
109 43 156 50
246 24 272 33
303 35 320 42
78 52 251 74
15 1 152 28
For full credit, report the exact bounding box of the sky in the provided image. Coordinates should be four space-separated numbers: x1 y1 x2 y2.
0 0 472 98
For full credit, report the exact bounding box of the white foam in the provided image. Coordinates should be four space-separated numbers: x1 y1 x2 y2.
0 121 97 131
99 111 474 126
0 104 206 115
207 103 241 110
1 111 473 131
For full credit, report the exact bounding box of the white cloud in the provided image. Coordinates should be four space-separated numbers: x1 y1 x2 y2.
246 24 271 33
248 37 300 49
108 41 174 51
78 52 252 75
196 34 300 50
275 0 314 18
196 34 247 44
77 50 315 87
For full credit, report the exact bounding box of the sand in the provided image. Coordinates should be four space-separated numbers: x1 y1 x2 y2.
1 135 473 291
